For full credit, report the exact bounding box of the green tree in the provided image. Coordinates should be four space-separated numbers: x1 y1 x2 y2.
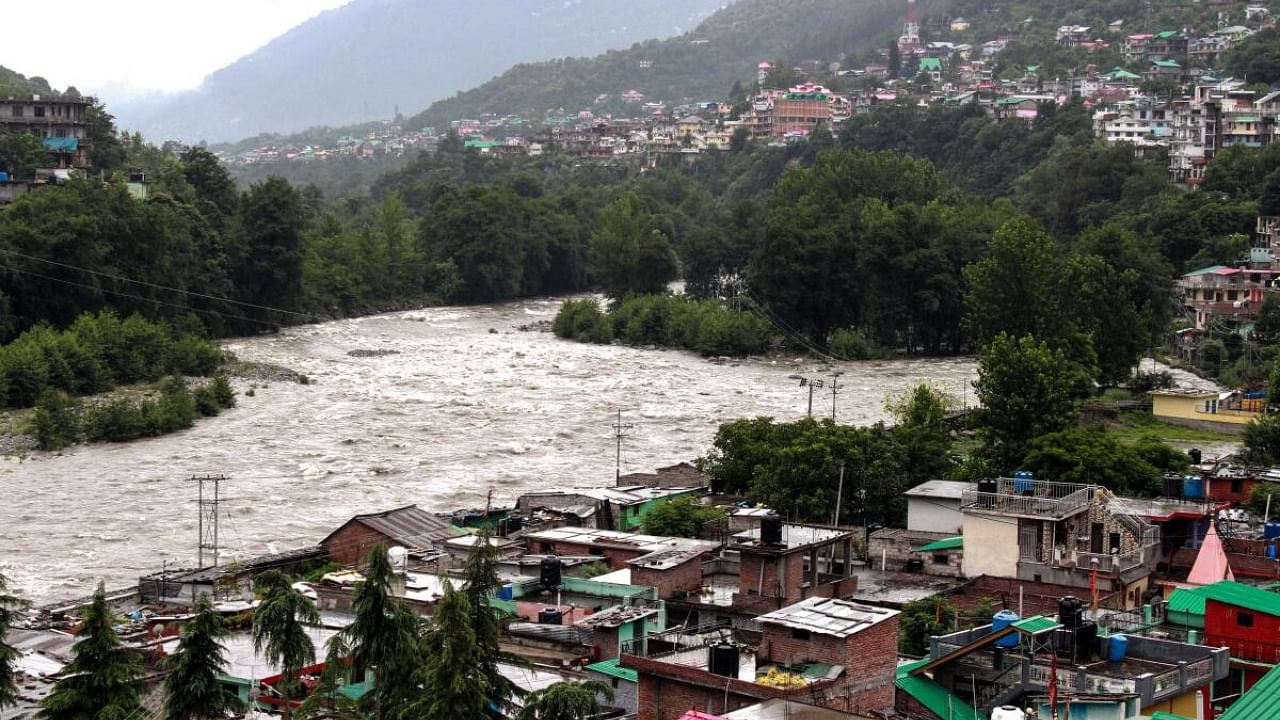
899 596 956 656
323 544 421 714
252 570 321 699
408 582 490 720
163 594 244 720
589 193 679 299
963 219 1063 349
1242 414 1280 466
236 177 307 322
0 132 47 180
39 583 144 720
641 496 725 538
972 333 1091 471
887 383 955 484
0 573 27 713
32 389 80 451
516 680 615 720
461 529 524 715
1020 429 1163 497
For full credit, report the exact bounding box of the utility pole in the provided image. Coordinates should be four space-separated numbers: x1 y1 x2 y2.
193 474 226 568
829 370 843 421
789 374 825 418
612 410 635 484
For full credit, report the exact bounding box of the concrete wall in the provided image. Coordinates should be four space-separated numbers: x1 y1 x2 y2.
631 554 706 600
962 513 1019 579
586 670 638 714
1152 395 1256 427
907 498 963 533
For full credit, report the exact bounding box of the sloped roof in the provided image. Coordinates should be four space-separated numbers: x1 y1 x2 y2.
1200 581 1280 618
586 657 638 683
1188 523 1234 585
1013 615 1061 634
895 661 980 720
321 504 462 549
1220 662 1280 720
1167 587 1207 617
912 537 963 553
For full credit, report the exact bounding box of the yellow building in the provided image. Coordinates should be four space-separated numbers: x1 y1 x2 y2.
1150 390 1262 433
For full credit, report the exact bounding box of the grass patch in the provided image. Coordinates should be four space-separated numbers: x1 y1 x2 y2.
1109 410 1239 445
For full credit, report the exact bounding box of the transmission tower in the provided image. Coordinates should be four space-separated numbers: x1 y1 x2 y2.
193 474 226 567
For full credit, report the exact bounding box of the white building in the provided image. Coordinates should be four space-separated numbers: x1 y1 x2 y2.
903 480 973 533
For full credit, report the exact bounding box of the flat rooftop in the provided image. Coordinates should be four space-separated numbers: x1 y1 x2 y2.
847 567 962 606
725 698 878 719
731 523 850 550
575 604 659 629
757 597 898 638
904 480 975 500
524 527 720 554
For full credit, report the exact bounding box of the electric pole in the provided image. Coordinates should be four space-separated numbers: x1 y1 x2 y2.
612 410 635 484
789 374 825 418
193 474 226 568
829 370 843 421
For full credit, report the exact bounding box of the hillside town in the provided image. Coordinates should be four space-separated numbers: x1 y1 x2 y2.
209 0 1280 190
12 454 1280 719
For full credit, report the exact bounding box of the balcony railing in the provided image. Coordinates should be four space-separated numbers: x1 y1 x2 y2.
962 479 1095 519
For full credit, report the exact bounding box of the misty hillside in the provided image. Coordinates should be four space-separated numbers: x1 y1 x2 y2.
407 0 906 132
112 0 731 143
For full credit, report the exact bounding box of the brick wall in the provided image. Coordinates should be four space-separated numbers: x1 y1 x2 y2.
760 616 898 683
525 540 645 569
322 523 392 566
896 687 944 719
738 551 805 602
631 554 706 600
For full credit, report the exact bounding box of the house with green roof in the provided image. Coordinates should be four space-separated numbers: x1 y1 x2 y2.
918 57 943 81
1200 580 1280 694
1220 662 1280 720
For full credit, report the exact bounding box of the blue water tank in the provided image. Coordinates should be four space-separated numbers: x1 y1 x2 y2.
993 610 1020 648
1269 543 1278 560
1108 634 1129 662
0 172 9 183
497 584 514 601
1183 475 1204 499
1266 523 1280 541
1013 470 1035 494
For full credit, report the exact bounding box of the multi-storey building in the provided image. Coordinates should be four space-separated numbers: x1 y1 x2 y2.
1176 265 1279 331
0 93 93 168
770 84 832 140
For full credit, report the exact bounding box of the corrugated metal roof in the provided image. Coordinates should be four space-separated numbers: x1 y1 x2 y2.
756 597 898 638
586 658 638 683
1167 587 1207 616
904 480 974 500
1199 580 1280 618
912 537 963 553
1013 615 1060 635
321 504 462 549
1220 663 1280 720
895 660 980 720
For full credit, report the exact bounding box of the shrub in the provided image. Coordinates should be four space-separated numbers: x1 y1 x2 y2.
553 298 613 343
210 374 236 409
192 386 220 417
828 328 872 360
1129 370 1173 393
32 389 80 450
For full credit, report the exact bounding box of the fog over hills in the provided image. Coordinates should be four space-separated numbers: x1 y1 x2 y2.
112 0 731 143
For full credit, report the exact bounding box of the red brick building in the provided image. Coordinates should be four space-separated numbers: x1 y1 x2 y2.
320 505 462 566
731 523 858 615
622 598 899 720
1200 581 1280 690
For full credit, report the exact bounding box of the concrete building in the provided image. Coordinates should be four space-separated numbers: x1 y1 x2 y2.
770 85 832 140
961 479 1160 608
1151 390 1262 433
729 522 859 614
621 597 899 720
515 485 700 531
904 480 973 533
0 94 93 168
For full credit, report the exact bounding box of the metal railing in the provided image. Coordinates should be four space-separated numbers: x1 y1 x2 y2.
962 481 1095 518
1152 667 1182 698
618 621 733 659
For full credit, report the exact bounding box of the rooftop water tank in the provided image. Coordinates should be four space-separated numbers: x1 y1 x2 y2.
1183 475 1204 499
760 512 784 545
538 607 563 625
540 555 562 590
1108 634 1129 662
1059 596 1083 629
993 610 1020 648
990 707 1026 720
708 643 740 678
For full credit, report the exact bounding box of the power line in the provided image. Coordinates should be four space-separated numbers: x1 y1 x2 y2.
0 248 314 319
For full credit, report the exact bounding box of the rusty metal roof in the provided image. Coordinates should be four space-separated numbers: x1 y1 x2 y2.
321 504 462 550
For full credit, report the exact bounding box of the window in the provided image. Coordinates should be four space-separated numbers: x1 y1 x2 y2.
933 554 950 565
792 628 811 640
1232 478 1244 494
33 106 44 118
1239 612 1255 628
11 106 22 118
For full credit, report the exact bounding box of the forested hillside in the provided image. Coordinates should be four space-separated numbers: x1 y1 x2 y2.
407 0 905 131
112 0 732 142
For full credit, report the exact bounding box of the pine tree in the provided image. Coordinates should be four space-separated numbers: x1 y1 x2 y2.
1 573 29 713
323 544 421 715
39 582 144 720
163 594 243 720
516 680 614 720
407 582 489 720
252 570 320 700
463 528 524 714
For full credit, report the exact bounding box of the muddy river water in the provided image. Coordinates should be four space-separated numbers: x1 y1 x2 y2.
4 297 1190 603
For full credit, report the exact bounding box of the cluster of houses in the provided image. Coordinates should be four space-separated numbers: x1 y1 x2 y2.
13 456 1280 719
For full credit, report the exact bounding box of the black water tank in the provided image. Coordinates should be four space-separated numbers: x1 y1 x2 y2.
1059 596 1083 629
1162 473 1183 498
977 478 998 494
1190 448 1203 465
540 556 562 590
708 643 740 678
538 608 564 625
506 515 524 533
1075 622 1099 661
760 512 784 545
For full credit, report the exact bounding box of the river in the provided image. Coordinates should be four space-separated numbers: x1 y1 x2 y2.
0 298 986 602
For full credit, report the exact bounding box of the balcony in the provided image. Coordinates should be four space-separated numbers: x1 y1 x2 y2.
962 478 1095 519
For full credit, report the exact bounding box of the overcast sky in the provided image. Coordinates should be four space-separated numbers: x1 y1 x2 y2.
5 0 352 96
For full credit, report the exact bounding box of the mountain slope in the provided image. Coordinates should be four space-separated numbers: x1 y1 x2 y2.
112 0 731 143
407 0 905 130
